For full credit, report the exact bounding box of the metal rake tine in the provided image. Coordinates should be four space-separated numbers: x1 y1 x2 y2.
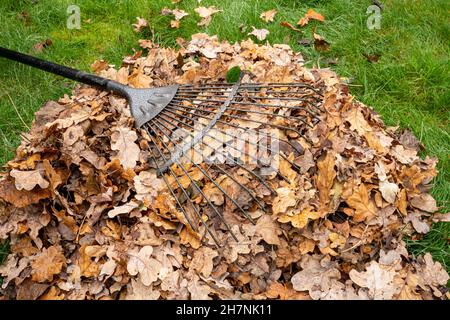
173 96 321 118
151 118 256 224
177 92 316 102
155 110 280 191
224 106 313 127
158 112 292 185
150 114 268 211
157 110 271 170
146 131 222 246
239 83 324 96
147 148 199 233
162 105 303 173
167 100 311 134
148 120 240 242
171 99 314 130
165 102 305 157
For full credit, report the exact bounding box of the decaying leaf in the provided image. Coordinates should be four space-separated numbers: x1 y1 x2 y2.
127 246 162 286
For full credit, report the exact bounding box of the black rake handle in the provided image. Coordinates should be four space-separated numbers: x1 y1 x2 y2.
0 47 126 94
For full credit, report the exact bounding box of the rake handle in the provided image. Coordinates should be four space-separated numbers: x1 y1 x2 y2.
0 47 126 94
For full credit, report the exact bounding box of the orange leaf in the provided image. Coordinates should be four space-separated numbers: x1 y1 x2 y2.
280 21 302 32
298 9 325 26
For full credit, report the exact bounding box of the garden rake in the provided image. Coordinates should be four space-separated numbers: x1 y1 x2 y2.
0 47 324 245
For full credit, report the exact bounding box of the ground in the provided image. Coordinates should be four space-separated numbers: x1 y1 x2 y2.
0 0 448 271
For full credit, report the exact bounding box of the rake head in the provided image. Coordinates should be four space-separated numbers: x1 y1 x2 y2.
134 81 324 245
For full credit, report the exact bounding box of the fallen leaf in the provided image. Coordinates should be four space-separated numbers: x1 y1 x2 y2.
410 194 438 213
272 187 296 215
415 253 450 297
349 261 402 299
111 126 140 169
0 256 29 289
126 279 160 300
255 215 281 245
280 21 301 32
313 32 330 52
107 201 139 218
265 282 310 300
127 246 162 286
291 255 341 300
248 27 270 41
346 183 377 222
194 6 221 27
316 151 336 209
363 53 381 63
405 211 430 234
132 17 148 32
31 246 66 283
298 9 325 26
432 212 450 223
260 9 277 23
33 39 53 53
0 179 51 208
16 279 49 300
379 180 399 204
190 247 218 277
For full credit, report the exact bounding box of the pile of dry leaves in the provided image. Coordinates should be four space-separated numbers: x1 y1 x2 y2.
0 33 448 300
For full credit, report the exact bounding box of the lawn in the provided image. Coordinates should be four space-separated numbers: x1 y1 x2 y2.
0 0 448 271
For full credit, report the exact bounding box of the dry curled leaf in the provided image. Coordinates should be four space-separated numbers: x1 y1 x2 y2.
280 21 301 32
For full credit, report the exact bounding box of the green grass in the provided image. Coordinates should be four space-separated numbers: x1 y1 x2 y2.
0 0 448 271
